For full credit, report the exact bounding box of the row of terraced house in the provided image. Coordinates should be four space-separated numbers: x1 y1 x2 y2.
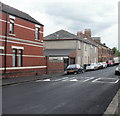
0 3 113 78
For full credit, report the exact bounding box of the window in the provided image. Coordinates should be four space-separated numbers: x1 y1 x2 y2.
12 49 17 67
90 45 93 49
84 44 87 51
10 19 14 34
78 41 81 49
0 49 3 53
95 47 97 53
18 49 23 66
35 27 39 40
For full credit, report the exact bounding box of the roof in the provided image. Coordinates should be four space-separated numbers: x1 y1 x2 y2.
91 37 108 48
1 2 43 26
44 49 75 56
44 29 97 47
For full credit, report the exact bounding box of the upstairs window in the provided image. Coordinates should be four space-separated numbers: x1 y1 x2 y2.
84 44 87 51
10 19 14 34
0 46 4 53
35 27 39 40
9 16 15 34
35 25 40 40
78 41 81 49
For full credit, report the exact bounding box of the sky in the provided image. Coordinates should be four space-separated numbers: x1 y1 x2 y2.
1 0 119 48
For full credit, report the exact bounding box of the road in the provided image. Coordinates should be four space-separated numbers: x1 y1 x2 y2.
2 66 120 114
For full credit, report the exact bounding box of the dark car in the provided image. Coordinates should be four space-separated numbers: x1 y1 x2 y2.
115 64 120 75
66 64 84 74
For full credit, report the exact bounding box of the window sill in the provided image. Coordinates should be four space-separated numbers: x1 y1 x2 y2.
35 39 43 42
35 39 40 41
9 33 15 36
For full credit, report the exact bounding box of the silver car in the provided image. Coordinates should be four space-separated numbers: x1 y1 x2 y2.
86 63 98 71
115 64 120 75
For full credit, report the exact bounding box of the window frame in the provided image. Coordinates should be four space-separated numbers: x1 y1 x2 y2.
78 41 81 50
9 18 15 34
18 49 23 67
35 27 40 40
12 49 17 67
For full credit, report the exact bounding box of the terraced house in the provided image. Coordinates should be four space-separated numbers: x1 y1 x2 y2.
0 3 46 78
77 29 114 62
44 29 98 74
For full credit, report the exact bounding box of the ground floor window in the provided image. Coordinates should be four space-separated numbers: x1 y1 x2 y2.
18 49 23 67
12 49 17 67
12 49 23 67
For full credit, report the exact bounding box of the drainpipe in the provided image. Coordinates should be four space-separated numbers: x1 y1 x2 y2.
46 56 48 74
4 12 8 74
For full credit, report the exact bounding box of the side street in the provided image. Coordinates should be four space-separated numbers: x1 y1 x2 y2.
0 1 120 115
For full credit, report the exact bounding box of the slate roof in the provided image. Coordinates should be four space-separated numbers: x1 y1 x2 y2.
44 49 75 56
1 2 43 26
44 29 97 47
91 37 108 48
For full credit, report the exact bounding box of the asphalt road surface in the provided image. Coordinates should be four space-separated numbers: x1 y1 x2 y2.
2 66 120 114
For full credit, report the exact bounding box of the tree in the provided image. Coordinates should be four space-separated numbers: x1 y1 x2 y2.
112 47 120 57
112 47 117 55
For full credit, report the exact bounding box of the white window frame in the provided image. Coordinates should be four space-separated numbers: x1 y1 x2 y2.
9 18 15 34
12 49 17 67
84 43 87 51
18 49 23 67
95 47 97 53
35 25 40 40
78 41 81 49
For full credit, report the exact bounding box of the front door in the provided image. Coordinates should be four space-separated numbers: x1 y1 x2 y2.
63 58 69 71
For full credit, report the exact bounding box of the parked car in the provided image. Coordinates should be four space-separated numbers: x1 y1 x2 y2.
66 64 84 74
97 63 103 69
86 63 98 71
101 62 107 68
106 60 113 67
115 64 120 75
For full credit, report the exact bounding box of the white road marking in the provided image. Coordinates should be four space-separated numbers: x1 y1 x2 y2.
36 79 50 82
35 80 42 82
54 77 68 81
92 78 101 83
61 77 76 81
83 77 95 82
92 77 119 84
43 79 50 81
69 79 78 81
115 79 119 83
35 77 119 84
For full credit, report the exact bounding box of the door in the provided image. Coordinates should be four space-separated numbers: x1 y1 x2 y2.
63 58 69 71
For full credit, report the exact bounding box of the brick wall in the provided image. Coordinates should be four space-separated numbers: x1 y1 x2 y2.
46 57 64 74
0 11 46 78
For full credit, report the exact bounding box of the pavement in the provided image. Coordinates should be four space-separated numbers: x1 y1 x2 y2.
1 73 64 86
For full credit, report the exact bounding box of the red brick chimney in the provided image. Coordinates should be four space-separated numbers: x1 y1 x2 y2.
84 29 91 39
77 31 85 38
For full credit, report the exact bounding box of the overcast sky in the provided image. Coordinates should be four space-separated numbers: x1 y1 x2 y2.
1 0 119 48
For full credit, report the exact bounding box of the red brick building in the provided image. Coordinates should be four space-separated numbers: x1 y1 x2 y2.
0 3 46 78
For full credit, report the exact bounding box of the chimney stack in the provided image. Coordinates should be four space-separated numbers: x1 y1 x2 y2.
84 29 91 38
77 31 85 38
92 37 101 43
